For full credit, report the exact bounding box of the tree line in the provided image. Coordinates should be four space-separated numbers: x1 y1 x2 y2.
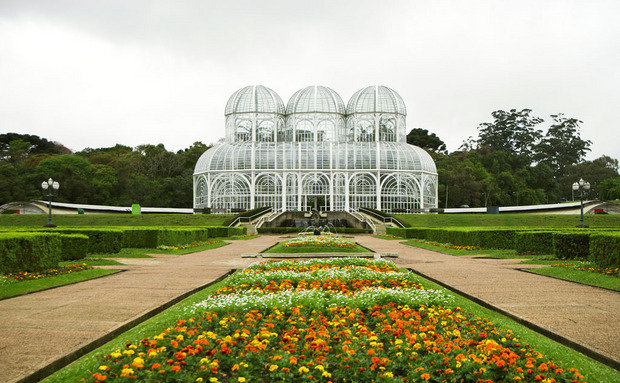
1 108 618 209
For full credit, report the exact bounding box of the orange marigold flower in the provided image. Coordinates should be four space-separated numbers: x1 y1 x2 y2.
421 373 430 380
172 366 181 372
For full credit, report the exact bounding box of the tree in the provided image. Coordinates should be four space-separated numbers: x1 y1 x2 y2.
598 176 620 200
534 114 591 177
406 128 447 153
477 109 543 156
560 156 619 200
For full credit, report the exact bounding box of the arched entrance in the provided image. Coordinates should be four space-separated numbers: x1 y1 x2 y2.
301 173 330 211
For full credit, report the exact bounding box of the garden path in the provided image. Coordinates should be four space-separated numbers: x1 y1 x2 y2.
355 235 620 366
0 235 281 383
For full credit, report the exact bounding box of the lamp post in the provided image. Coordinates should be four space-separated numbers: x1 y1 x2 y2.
572 178 590 228
41 178 60 227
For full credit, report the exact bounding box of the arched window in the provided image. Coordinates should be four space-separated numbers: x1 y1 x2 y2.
195 177 207 207
381 174 419 213
254 173 282 211
210 174 251 213
349 173 377 210
301 173 330 211
235 119 252 142
423 179 437 208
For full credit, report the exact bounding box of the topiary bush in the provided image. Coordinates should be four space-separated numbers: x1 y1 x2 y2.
0 232 61 273
589 232 620 267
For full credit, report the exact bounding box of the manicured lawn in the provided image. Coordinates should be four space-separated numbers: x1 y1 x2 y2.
59 259 123 267
529 267 620 291
393 213 620 228
0 268 119 300
43 261 619 383
400 238 619 290
88 240 228 258
0 213 233 227
373 234 401 240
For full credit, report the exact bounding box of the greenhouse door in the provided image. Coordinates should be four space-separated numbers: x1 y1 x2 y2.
302 195 329 211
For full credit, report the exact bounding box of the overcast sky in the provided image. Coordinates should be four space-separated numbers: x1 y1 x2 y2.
1 0 618 160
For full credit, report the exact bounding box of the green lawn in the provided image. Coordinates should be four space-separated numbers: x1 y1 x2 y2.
393 213 620 228
60 259 123 266
43 267 619 383
0 268 119 300
400 238 619 290
264 242 371 253
0 213 233 227
528 267 620 291
89 240 228 258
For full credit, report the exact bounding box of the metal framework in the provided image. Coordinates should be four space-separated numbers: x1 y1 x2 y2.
194 85 438 213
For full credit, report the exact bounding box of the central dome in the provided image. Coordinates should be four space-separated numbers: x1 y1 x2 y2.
286 85 345 114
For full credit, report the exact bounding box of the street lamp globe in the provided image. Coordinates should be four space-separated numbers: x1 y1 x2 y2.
41 178 60 227
572 182 579 191
42 181 49 190
584 182 590 190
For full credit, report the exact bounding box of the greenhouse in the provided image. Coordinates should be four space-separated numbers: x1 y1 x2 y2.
193 85 438 213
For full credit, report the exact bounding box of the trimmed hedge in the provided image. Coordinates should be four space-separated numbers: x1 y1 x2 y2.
552 232 591 260
386 227 516 249
48 228 124 254
0 232 61 273
514 231 555 255
59 234 89 261
589 232 620 267
257 227 373 234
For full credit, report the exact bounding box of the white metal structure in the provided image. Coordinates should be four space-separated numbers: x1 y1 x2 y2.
194 85 438 213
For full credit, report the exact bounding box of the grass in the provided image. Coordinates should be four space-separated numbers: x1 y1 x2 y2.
528 267 620 291
0 268 119 300
43 265 619 383
89 240 228 258
264 242 371 253
400 238 620 291
393 213 620 228
0 213 233 227
60 259 123 266
374 234 401 240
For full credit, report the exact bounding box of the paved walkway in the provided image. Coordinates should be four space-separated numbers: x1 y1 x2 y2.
355 236 620 365
1 234 618 382
0 235 280 383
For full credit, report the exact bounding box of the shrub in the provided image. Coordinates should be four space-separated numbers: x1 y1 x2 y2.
589 232 620 267
0 232 61 273
553 232 590 259
121 228 159 248
59 234 89 261
514 231 554 254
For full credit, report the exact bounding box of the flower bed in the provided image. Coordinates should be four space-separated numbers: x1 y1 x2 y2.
1 263 93 283
550 262 618 277
281 235 357 249
85 259 587 382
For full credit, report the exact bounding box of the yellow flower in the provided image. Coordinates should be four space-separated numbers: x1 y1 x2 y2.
98 365 109 371
269 364 279 372
299 366 310 374
322 371 331 378
238 378 246 382
385 372 394 378
196 379 203 382
209 378 218 383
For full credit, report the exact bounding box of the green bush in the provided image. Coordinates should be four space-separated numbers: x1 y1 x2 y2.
589 232 620 267
0 232 61 273
257 227 372 234
514 231 554 254
59 234 89 261
386 227 517 249
553 232 590 259
121 228 159 248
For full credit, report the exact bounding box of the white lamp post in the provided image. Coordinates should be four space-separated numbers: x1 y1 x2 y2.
572 178 590 228
41 178 60 227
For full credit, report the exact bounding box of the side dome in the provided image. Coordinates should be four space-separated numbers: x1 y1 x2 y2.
225 85 285 115
286 85 345 114
346 85 406 115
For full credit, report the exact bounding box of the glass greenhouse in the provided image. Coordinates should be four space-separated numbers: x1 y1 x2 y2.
193 85 438 213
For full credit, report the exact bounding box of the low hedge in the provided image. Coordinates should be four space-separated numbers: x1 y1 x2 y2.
59 234 89 261
257 227 372 234
386 227 517 249
0 232 61 273
589 232 620 267
552 232 591 260
49 228 124 254
514 231 555 255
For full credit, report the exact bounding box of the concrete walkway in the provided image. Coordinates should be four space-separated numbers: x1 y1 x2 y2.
355 236 620 365
1 234 618 382
0 235 281 383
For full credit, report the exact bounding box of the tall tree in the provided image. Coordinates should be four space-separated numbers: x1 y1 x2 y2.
477 109 543 156
534 114 591 177
406 128 447 153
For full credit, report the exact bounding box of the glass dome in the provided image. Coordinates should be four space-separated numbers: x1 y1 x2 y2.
346 85 407 142
285 86 345 142
224 85 285 143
